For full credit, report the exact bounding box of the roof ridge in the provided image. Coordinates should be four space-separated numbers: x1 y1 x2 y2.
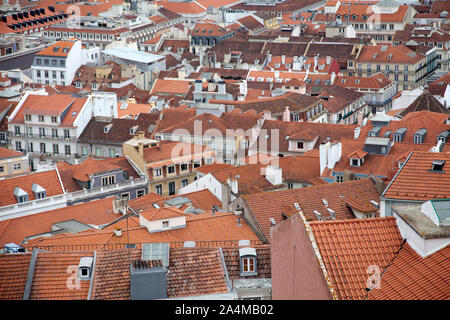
243 177 375 199
309 216 396 226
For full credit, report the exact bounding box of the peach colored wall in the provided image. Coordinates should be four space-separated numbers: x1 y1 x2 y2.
270 213 333 300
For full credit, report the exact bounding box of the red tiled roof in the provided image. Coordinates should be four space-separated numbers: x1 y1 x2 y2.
244 178 381 241
368 244 450 300
0 197 119 247
57 157 140 192
310 217 404 300
0 170 64 207
150 78 191 96
10 93 87 127
91 248 141 300
140 207 186 221
25 212 260 248
167 247 228 297
0 253 31 300
383 151 450 201
29 251 93 300
151 107 196 137
0 147 24 159
36 40 76 57
357 45 424 64
72 157 121 182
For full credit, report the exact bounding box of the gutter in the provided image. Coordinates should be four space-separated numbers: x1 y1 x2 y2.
23 248 40 300
87 251 97 300
218 247 232 292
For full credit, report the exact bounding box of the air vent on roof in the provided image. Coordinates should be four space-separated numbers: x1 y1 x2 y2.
293 202 300 210
270 218 276 226
313 210 322 221
370 200 379 208
326 208 335 220
322 199 328 207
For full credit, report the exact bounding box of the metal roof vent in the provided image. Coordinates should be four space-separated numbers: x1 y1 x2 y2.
313 210 323 221
270 217 276 226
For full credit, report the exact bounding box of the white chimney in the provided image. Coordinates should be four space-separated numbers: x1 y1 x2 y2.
354 126 361 139
319 142 330 175
282 106 290 121
265 165 282 185
178 68 186 80
227 178 238 194
239 80 247 96
281 55 286 65
326 56 331 65
331 72 336 85
314 55 319 73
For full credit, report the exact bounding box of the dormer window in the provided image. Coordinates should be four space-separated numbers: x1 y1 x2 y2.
32 183 46 199
431 160 446 172
239 247 257 276
14 187 28 203
350 158 360 167
78 257 93 281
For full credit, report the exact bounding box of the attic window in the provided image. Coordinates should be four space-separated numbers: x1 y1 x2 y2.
239 247 257 276
78 257 93 281
431 160 446 172
14 187 28 203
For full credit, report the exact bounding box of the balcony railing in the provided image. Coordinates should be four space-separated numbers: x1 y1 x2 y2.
68 177 148 202
8 131 77 142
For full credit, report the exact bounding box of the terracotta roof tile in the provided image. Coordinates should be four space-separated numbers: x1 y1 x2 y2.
0 197 119 247
36 40 76 57
0 147 24 160
357 45 424 64
244 178 381 241
383 151 450 201
29 251 93 300
57 157 140 192
398 91 449 117
25 212 261 249
0 170 64 207
368 244 450 300
167 247 228 297
91 248 141 300
0 253 31 299
310 217 404 300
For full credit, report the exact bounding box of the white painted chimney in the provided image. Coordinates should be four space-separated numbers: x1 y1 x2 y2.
354 126 361 139
281 55 286 65
282 106 290 121
265 165 282 185
331 72 336 85
326 56 331 65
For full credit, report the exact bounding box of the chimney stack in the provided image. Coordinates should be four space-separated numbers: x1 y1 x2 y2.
282 106 290 122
